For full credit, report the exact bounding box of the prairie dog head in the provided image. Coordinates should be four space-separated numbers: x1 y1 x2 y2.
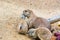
22 9 34 18
17 19 28 34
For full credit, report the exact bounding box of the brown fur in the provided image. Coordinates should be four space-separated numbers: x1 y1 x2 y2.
16 19 28 34
23 9 51 30
37 27 52 40
29 17 51 30
28 27 52 40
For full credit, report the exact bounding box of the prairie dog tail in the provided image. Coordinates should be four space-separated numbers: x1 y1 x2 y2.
48 15 60 24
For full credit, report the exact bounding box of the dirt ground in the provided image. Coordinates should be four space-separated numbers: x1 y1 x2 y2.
0 0 60 40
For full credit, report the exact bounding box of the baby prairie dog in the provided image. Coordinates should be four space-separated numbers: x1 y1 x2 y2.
16 19 28 34
28 27 52 40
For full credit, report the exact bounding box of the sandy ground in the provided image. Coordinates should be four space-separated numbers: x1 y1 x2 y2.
0 0 60 40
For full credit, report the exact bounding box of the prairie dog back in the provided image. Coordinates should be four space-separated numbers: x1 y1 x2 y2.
29 17 51 30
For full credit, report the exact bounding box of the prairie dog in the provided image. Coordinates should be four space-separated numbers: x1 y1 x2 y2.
19 9 50 34
22 9 60 24
21 9 51 30
21 9 60 30
28 27 52 40
16 19 28 34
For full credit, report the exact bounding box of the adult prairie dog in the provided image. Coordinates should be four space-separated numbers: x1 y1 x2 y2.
22 9 51 30
22 9 60 24
28 27 52 40
22 9 60 30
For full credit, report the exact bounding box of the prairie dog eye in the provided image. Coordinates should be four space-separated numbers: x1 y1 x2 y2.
20 25 22 29
25 10 28 12
18 24 23 30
